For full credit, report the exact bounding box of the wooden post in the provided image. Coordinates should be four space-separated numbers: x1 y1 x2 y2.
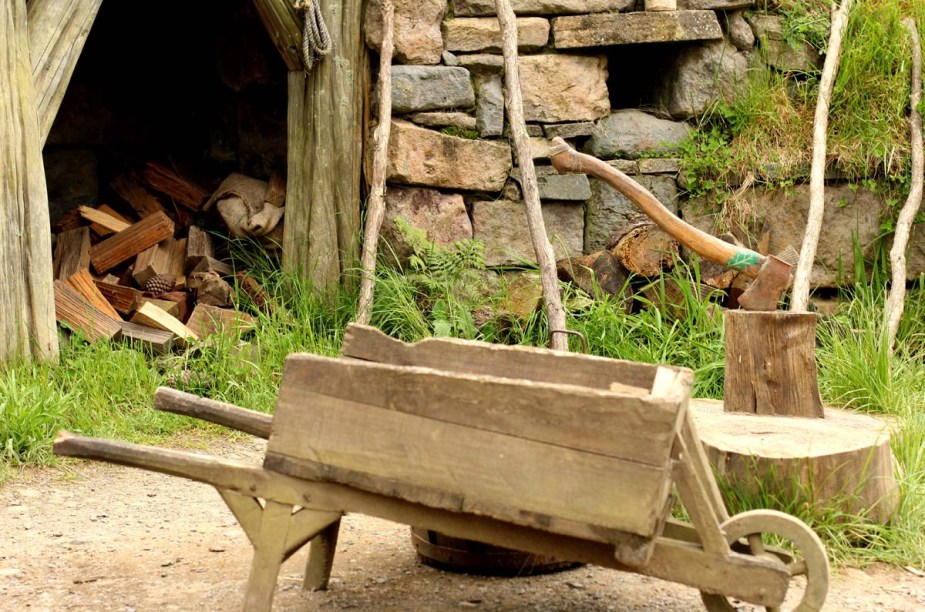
28 0 104 145
0 0 58 363
282 0 365 294
723 311 824 417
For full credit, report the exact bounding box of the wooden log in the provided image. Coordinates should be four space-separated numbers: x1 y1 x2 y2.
118 321 176 354
133 236 181 288
142 162 210 211
724 310 824 417
185 225 214 272
251 0 303 71
90 211 175 274
0 0 58 362
53 226 90 280
51 208 83 233
27 0 104 144
556 250 632 307
86 204 132 238
110 173 167 218
607 216 679 277
130 302 198 348
53 280 121 342
140 298 179 317
78 205 131 234
65 269 121 320
188 271 233 307
145 290 192 323
283 0 365 292
186 304 256 339
94 280 142 315
153 387 273 438
691 399 899 524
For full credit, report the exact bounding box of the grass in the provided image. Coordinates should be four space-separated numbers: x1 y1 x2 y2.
1 242 924 567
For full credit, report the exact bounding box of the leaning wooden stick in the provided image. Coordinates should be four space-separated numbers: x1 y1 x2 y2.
494 0 569 351
790 0 855 312
356 0 395 326
885 18 924 353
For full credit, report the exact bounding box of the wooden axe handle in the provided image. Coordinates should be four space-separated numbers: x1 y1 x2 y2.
549 138 765 277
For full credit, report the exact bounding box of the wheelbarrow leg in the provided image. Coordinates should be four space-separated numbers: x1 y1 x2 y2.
304 518 341 591
245 500 294 611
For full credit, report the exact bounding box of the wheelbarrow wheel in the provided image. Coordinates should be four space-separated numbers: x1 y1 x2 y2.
700 509 829 612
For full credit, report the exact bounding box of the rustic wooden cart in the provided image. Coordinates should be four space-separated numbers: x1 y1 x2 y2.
54 324 829 611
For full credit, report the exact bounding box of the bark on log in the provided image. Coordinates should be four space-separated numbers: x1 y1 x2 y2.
283 0 366 294
28 0 104 144
790 0 854 312
356 0 395 326
0 0 58 362
557 251 632 308
607 216 679 277
885 18 924 354
724 311 824 417
494 0 568 351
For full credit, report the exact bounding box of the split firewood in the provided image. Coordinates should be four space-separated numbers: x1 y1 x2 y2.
188 271 233 307
142 162 210 211
53 280 121 342
90 211 174 274
51 209 83 234
140 297 179 317
185 225 213 270
130 302 198 348
118 321 176 355
606 216 679 277
110 173 167 218
65 269 121 320
133 239 176 288
146 290 192 323
236 272 275 314
189 256 233 277
557 251 632 310
78 205 131 235
186 303 256 339
94 280 142 315
53 226 90 280
89 205 134 238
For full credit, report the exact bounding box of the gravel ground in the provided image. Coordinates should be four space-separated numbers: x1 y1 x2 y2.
1 436 923 611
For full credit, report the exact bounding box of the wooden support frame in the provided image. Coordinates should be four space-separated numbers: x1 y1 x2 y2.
0 0 58 363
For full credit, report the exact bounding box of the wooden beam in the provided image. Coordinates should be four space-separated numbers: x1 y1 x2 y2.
283 0 366 293
28 0 104 144
0 0 58 362
251 0 303 71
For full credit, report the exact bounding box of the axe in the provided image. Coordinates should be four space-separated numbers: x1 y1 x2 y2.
549 138 792 311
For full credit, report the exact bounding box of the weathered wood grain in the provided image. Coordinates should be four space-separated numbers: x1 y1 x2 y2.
0 0 58 362
186 303 255 339
78 205 130 234
65 269 121 320
118 320 176 354
28 0 104 143
251 0 303 71
53 280 121 342
282 0 366 292
142 162 209 211
153 387 272 438
110 173 167 218
93 280 142 315
89 211 174 274
53 226 90 280
130 302 198 347
341 324 665 391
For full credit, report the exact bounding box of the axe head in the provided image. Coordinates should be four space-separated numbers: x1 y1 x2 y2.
737 255 793 311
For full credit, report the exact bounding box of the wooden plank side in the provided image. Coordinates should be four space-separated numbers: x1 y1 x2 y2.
341 324 664 391
267 391 673 540
278 354 682 466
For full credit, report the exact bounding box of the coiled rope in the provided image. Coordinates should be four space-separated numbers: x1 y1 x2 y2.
294 0 331 72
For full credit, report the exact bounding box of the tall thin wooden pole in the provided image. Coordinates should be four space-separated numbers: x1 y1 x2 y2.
283 0 365 294
493 0 569 351
885 18 924 354
790 0 854 312
356 0 395 325
0 0 58 363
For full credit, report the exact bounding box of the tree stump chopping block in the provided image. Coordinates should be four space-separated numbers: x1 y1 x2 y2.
607 216 679 277
723 310 824 418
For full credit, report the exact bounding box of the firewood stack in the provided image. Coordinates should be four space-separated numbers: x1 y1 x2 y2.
50 163 270 353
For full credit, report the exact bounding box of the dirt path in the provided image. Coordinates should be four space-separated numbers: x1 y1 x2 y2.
1 437 923 611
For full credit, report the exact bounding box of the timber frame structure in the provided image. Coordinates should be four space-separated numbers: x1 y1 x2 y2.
1 0 364 364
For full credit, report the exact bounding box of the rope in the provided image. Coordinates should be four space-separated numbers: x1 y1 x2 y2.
294 0 332 72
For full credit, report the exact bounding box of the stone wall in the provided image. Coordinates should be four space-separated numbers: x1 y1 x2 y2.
368 1 925 286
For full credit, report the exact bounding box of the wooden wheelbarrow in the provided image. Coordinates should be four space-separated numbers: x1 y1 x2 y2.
54 324 829 611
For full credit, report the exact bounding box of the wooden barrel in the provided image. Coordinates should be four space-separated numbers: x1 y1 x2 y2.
410 527 580 576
